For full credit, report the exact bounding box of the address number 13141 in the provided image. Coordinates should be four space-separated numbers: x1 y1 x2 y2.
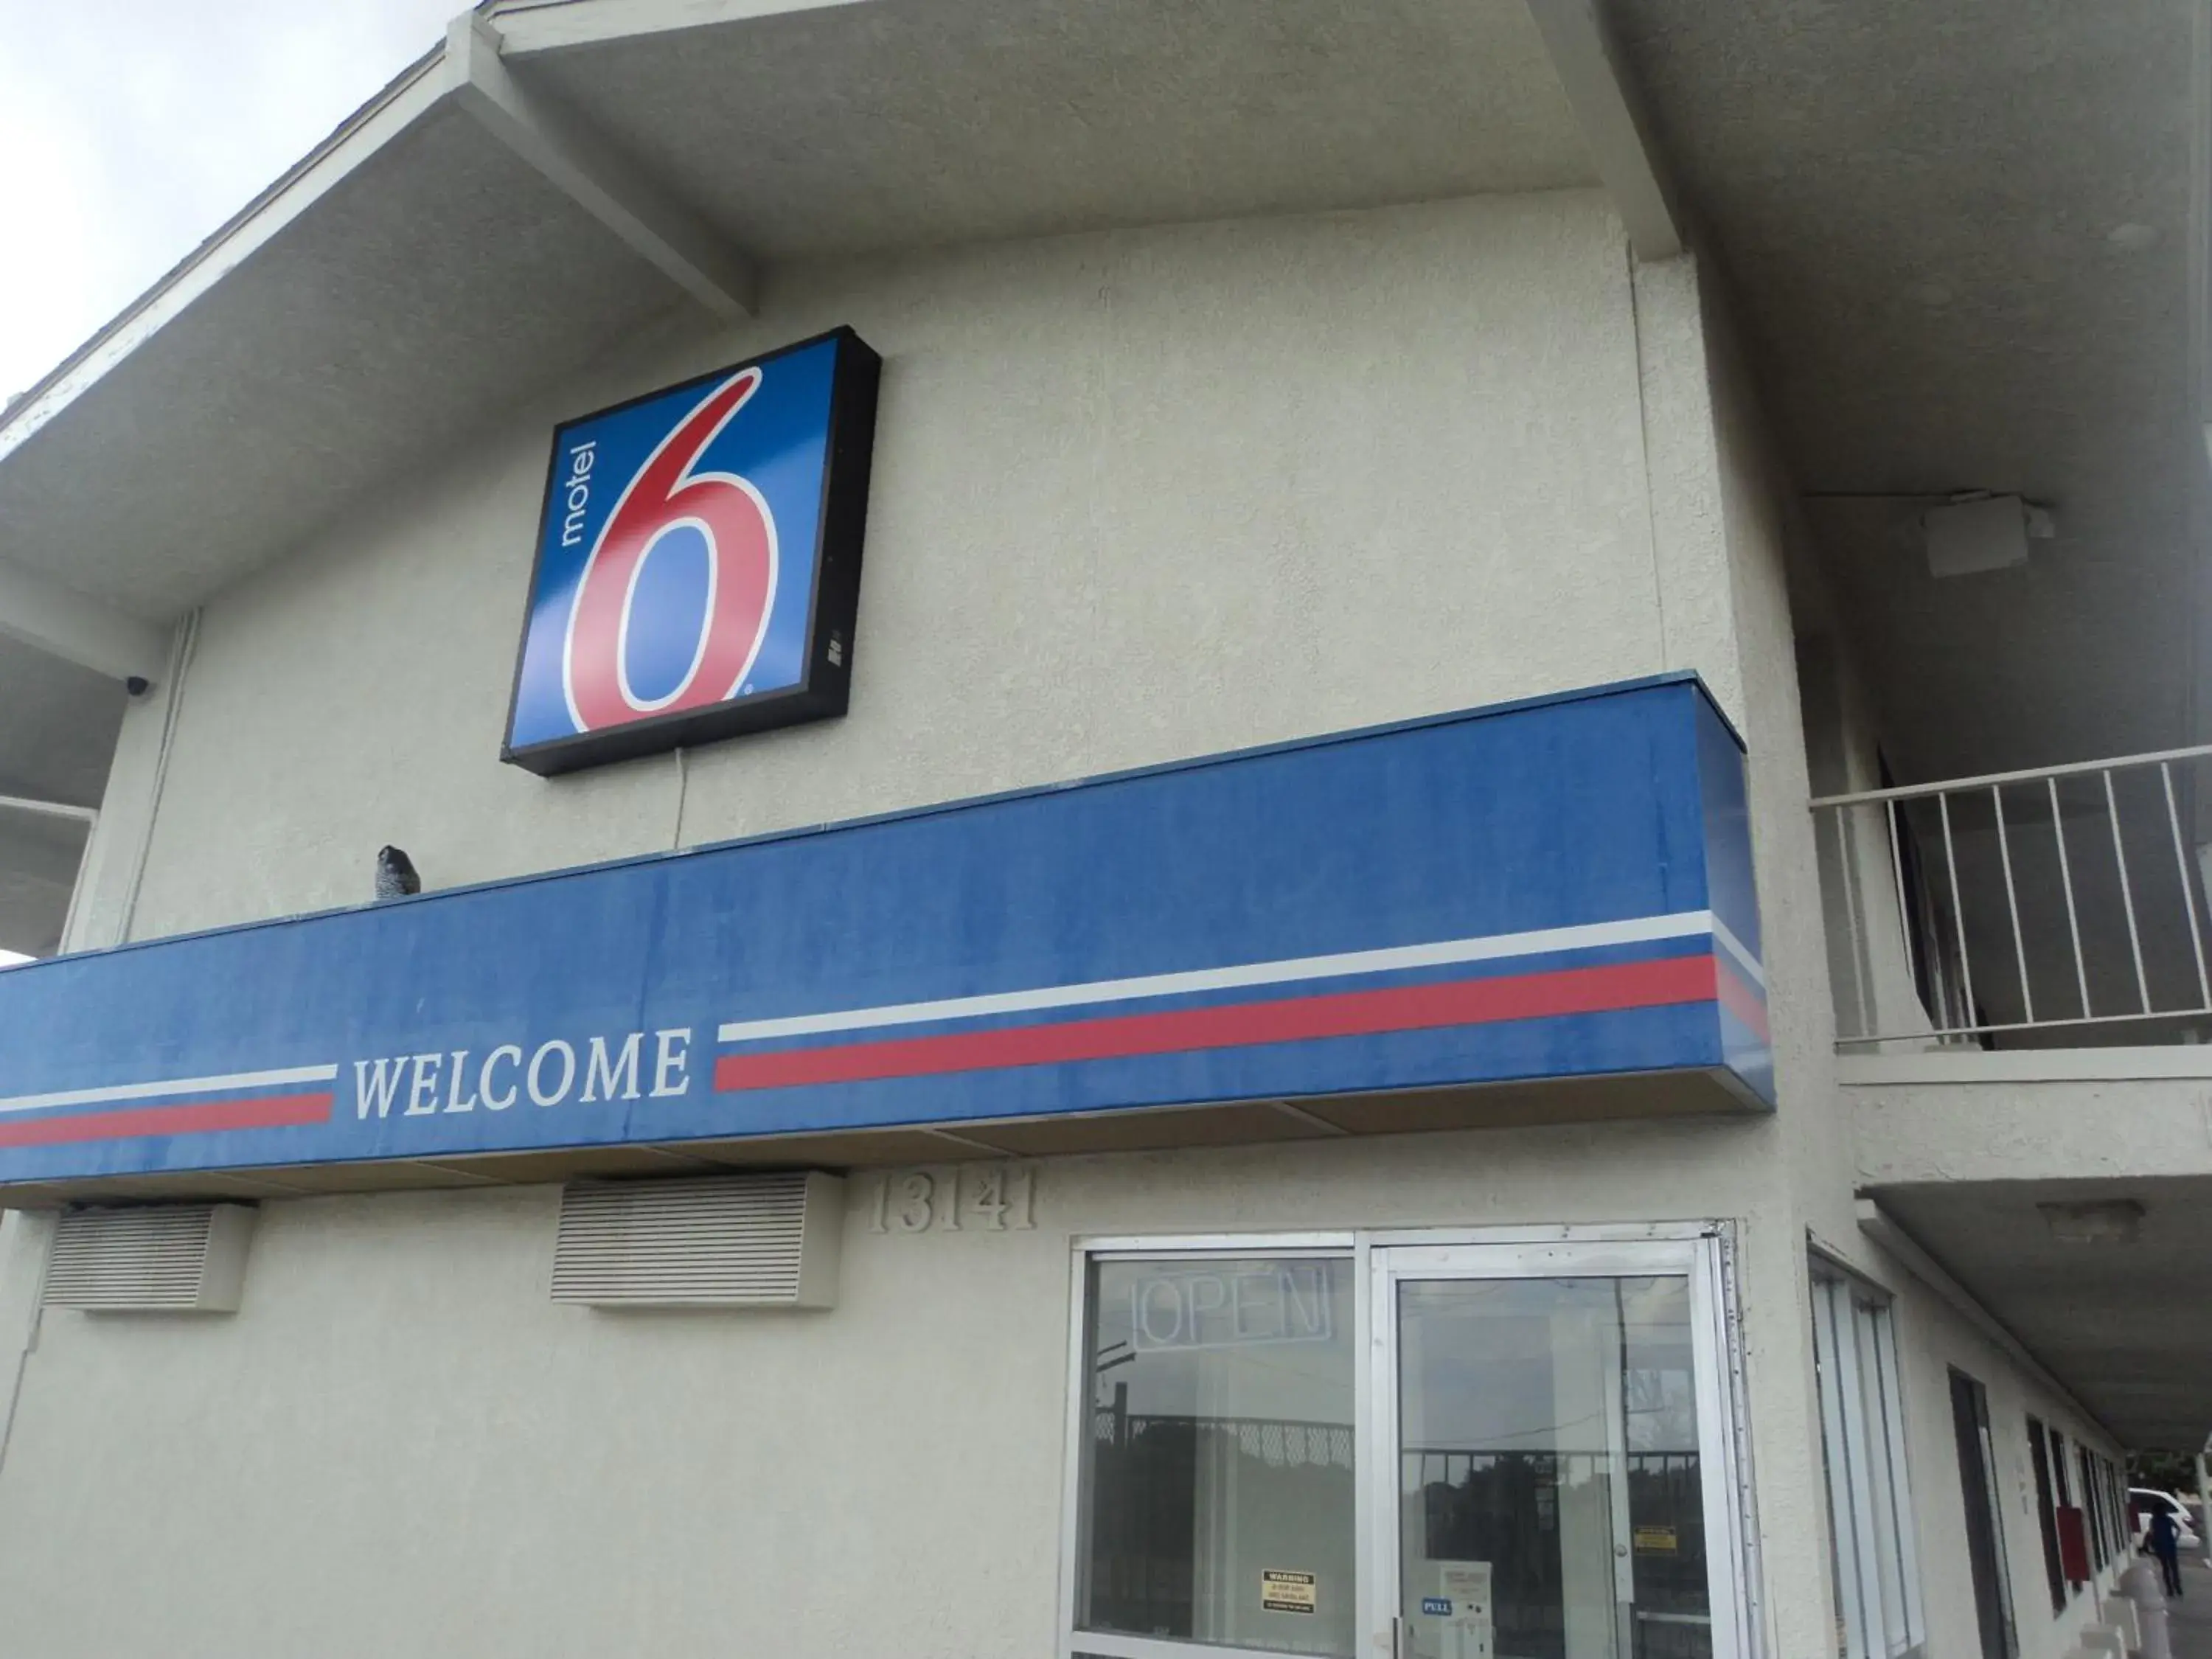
869 1165 1037 1234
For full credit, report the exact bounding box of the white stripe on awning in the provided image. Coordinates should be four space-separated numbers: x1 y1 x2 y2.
718 910 1745 1045
1711 915 1766 990
0 1063 340 1117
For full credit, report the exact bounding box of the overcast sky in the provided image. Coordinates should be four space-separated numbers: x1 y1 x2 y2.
0 0 458 402
0 1 460 962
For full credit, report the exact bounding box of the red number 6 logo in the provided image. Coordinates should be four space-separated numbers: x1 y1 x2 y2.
563 369 776 731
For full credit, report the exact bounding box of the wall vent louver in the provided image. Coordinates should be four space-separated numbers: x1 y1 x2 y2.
43 1204 255 1312
552 1172 844 1309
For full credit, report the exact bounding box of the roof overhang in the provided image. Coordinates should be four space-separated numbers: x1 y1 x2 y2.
1613 0 2212 778
9 0 2202 958
0 0 1600 636
0 649 120 956
0 0 1626 955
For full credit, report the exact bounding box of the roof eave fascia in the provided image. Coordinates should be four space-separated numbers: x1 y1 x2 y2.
0 0 793 470
0 42 451 468
1525 0 1685 262
487 0 870 58
445 12 755 316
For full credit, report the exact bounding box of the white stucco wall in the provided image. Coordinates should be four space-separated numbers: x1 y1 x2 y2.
1649 252 1857 1659
1691 248 2165 1659
69 189 1724 948
5 196 1905 1658
0 1125 1799 1659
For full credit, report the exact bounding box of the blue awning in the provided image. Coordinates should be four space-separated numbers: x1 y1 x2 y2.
0 674 1768 1203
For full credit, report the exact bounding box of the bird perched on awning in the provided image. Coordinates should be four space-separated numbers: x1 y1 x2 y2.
375 846 422 900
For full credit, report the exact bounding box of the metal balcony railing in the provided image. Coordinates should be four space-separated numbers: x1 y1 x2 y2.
1811 745 2212 1047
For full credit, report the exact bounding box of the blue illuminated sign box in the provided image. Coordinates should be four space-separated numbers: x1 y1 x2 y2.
0 676 1768 1194
503 327 880 776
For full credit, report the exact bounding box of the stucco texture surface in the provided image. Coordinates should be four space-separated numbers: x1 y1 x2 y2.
24 198 1840 1655
81 191 1692 945
1690 270 2138 1659
17 193 2104 1659
1863 1228 2132 1659
0 1124 1785 1659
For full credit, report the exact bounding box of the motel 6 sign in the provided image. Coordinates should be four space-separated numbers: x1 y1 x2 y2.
504 327 881 775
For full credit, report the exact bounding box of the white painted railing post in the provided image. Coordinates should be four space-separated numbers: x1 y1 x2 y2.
1812 743 2212 1046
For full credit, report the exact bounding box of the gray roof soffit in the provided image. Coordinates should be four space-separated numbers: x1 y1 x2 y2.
0 0 1599 633
0 41 450 467
0 1 883 467
0 0 839 478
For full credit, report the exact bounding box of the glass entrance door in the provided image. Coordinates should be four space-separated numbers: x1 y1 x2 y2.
1369 1240 1747 1659
1059 1232 1750 1659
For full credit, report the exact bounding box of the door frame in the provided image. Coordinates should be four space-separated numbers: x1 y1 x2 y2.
1057 1222 1760 1659
1947 1366 2020 1659
1364 1232 1754 1659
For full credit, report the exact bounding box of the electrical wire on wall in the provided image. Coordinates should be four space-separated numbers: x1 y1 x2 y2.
51 815 97 953
671 745 689 850
1622 244 1674 682
114 608 202 947
0 1213 53 1494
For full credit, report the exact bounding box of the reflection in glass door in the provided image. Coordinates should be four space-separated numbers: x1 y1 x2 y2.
1075 1254 1357 1658
1372 1242 1745 1659
1059 1234 1748 1659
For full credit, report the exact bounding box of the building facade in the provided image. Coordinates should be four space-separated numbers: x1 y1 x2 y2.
0 4 2201 1658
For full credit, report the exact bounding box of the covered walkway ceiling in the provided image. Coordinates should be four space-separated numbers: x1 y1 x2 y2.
0 655 119 956
1615 0 2209 782
1873 1175 2212 1450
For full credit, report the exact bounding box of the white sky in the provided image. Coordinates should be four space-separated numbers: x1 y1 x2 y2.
0 0 459 402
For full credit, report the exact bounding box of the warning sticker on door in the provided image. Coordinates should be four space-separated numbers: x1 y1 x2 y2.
1434 1564 1495 1658
1634 1525 1680 1554
1261 1570 1318 1613
1438 1562 1492 1615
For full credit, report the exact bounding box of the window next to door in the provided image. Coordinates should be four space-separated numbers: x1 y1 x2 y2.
1060 1228 1756 1659
1810 1262 1926 1659
1071 1251 1359 1658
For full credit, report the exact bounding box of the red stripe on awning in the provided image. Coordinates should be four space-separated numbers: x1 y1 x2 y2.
714 954 1722 1092
0 1091 334 1148
1714 959 1771 1044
